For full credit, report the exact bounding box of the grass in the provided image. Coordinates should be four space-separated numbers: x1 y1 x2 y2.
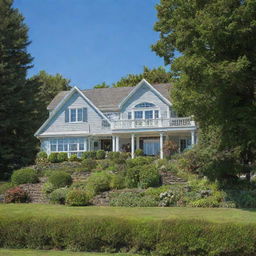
0 204 256 224
0 249 137 256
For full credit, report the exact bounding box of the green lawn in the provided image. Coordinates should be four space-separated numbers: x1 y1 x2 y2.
0 249 136 256
0 204 256 224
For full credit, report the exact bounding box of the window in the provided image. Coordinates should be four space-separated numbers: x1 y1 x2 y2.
155 110 159 119
135 111 143 119
70 109 76 122
135 102 155 108
50 139 57 152
77 108 83 121
145 110 153 119
128 112 132 119
49 138 85 157
69 108 84 123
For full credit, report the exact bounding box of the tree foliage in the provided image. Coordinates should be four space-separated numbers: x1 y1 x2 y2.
153 0 256 177
29 70 72 124
93 82 109 88
112 66 172 87
0 0 38 176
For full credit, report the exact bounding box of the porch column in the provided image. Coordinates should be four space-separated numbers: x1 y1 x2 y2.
136 136 140 150
131 134 135 159
115 136 120 152
112 136 116 152
88 137 91 151
85 138 88 151
191 130 195 146
160 132 164 159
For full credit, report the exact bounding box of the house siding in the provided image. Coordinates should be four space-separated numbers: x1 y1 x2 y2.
41 92 111 135
120 83 170 119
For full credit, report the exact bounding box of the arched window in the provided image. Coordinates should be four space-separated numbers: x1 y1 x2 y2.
135 102 155 108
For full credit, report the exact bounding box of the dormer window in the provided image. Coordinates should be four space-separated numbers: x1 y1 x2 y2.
135 102 155 108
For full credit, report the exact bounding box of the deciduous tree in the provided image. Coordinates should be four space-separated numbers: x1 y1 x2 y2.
152 0 256 179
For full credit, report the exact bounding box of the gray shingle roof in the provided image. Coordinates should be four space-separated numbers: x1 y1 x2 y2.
47 83 172 112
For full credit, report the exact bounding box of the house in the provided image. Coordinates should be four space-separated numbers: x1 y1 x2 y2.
35 79 197 159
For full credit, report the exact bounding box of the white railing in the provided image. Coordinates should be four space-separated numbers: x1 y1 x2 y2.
111 117 195 130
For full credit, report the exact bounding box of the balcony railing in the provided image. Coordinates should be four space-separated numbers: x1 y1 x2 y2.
111 117 195 130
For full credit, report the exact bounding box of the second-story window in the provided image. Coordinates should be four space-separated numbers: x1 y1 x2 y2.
135 111 143 119
128 112 132 119
68 108 85 123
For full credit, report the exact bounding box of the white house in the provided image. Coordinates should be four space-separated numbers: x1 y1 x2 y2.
35 79 197 159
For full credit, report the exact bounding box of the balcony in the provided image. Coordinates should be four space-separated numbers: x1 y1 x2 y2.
111 117 195 130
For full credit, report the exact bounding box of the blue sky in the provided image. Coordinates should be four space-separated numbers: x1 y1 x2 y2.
14 0 166 89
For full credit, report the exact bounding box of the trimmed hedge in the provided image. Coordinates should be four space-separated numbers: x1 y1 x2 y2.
48 171 72 189
66 190 89 206
11 168 39 185
0 216 256 255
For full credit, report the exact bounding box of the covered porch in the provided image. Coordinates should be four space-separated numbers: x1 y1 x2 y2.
111 130 197 159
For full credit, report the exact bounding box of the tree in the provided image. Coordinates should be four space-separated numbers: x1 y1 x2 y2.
113 66 172 87
0 0 38 176
152 0 256 179
29 70 72 124
93 82 110 88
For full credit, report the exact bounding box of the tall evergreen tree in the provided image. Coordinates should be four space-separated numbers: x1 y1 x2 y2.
29 70 72 126
0 0 37 176
152 0 256 178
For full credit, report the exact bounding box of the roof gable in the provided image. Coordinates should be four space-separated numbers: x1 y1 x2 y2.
119 79 172 108
35 87 110 136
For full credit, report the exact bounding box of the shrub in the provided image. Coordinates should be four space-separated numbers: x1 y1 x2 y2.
36 151 48 164
4 187 29 203
70 182 87 190
125 166 140 188
0 182 14 194
126 156 154 168
163 140 179 157
66 190 90 206
96 150 106 160
139 165 161 188
69 154 80 162
49 188 68 204
48 152 59 163
11 168 39 185
107 152 127 164
96 159 112 170
57 152 68 162
81 159 97 172
190 197 220 208
110 173 126 189
86 171 111 197
42 182 55 195
48 171 72 189
110 192 158 207
135 148 143 157
81 151 97 160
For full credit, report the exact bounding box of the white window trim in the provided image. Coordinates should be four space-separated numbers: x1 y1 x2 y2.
69 108 83 123
131 107 161 120
49 137 86 157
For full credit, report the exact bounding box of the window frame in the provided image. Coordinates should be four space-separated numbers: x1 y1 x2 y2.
69 108 83 123
49 138 86 157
